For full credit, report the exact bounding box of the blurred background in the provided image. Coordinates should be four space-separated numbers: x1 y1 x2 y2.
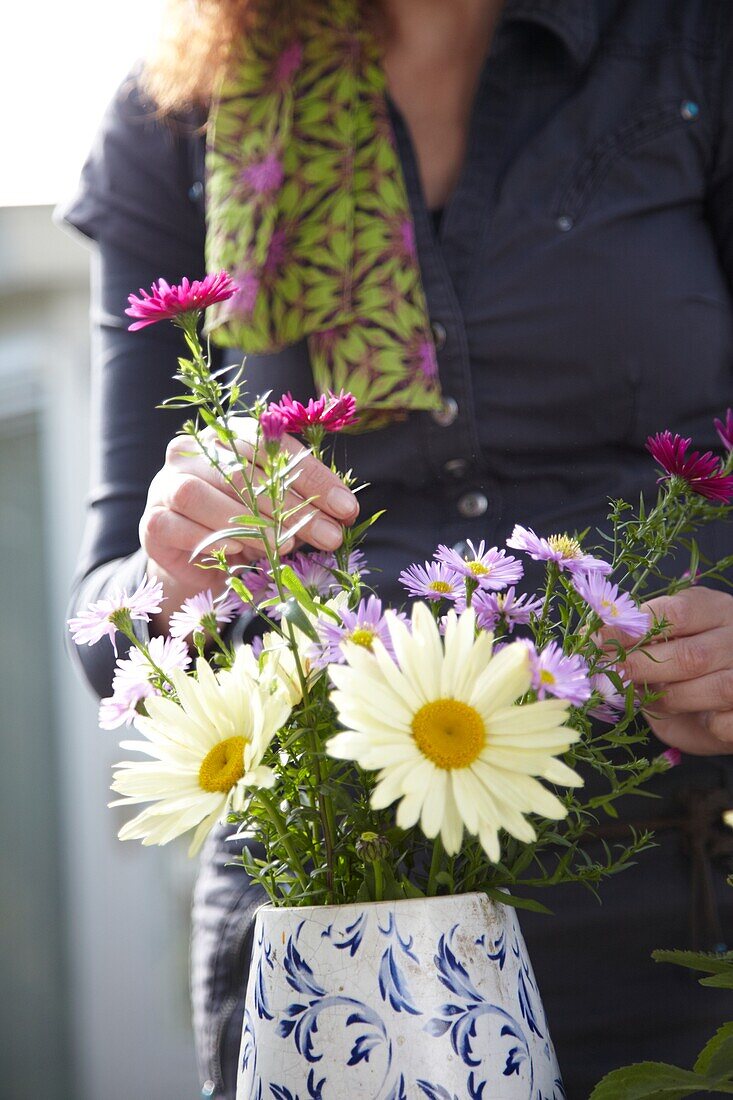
1 3 203 1097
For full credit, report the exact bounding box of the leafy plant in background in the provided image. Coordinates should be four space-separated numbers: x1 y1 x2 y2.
590 947 733 1098
68 271 733 917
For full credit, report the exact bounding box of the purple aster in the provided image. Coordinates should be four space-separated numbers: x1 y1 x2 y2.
169 588 242 640
588 669 629 723
259 550 368 619
471 586 544 633
98 634 191 729
526 640 592 705
399 560 462 602
714 408 733 452
646 430 733 502
68 575 164 655
436 540 524 591
314 595 398 668
506 524 612 576
572 571 651 640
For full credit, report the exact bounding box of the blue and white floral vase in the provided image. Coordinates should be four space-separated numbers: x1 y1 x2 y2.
236 892 564 1099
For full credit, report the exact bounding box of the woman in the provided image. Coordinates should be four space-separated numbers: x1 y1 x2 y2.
61 0 733 1095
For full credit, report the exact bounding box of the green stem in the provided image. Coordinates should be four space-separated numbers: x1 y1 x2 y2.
372 860 384 902
255 788 309 894
427 836 444 896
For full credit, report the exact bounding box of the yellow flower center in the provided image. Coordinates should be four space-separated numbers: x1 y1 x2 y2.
350 628 377 648
198 736 247 793
411 699 485 770
547 533 582 559
429 580 454 594
539 669 556 686
467 561 490 577
600 598 619 617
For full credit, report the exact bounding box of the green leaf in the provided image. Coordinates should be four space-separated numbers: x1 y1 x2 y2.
483 888 553 916
280 565 321 616
588 1061 718 1100
695 1023 733 1077
653 949 733 980
279 598 319 642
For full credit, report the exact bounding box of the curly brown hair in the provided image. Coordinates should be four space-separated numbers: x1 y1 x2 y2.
143 0 383 113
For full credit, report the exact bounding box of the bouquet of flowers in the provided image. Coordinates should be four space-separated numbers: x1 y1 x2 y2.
69 272 733 914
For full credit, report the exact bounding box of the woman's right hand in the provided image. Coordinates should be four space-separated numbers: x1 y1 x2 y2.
139 417 360 631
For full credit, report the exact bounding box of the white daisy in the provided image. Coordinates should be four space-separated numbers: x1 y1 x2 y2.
110 653 292 855
327 603 582 862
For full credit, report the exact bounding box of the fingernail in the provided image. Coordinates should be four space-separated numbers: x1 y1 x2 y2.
327 486 358 519
312 516 342 549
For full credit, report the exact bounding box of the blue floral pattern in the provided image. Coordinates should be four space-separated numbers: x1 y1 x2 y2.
236 893 562 1099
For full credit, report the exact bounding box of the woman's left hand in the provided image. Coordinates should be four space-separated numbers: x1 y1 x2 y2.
608 586 733 755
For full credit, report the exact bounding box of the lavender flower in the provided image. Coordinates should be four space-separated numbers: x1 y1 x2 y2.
315 596 398 667
435 540 524 590
98 635 191 729
169 588 242 640
572 572 650 640
398 560 462 602
526 640 592 705
68 575 164 655
472 586 544 633
588 669 628 723
506 524 611 576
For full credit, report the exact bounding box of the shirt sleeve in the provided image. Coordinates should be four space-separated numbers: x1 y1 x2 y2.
56 66 207 271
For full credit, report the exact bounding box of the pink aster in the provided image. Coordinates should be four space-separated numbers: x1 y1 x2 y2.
506 524 612 576
588 669 629 723
270 390 358 435
471 586 544 633
242 153 284 195
714 408 733 453
98 635 191 729
646 431 733 502
436 540 524 591
399 560 462 602
259 407 288 447
169 588 242 640
68 575 164 655
661 747 682 768
526 640 592 705
125 272 236 330
572 571 651 640
313 595 399 668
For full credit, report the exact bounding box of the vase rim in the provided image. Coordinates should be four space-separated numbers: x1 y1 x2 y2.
255 890 504 917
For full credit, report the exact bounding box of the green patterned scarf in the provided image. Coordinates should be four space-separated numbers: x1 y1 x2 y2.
204 0 442 428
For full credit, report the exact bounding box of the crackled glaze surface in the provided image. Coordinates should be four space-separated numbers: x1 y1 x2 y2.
236 893 564 1099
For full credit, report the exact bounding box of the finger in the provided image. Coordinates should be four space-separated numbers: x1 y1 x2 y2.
164 470 344 553
640 587 733 640
648 667 733 714
622 625 733 686
141 507 267 560
645 711 733 756
212 419 360 523
703 710 733 747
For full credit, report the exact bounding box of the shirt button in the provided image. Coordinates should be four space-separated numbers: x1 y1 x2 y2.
189 181 204 202
431 321 447 351
556 214 573 232
201 1083 216 1097
444 458 468 478
431 396 459 427
457 491 488 518
680 99 699 121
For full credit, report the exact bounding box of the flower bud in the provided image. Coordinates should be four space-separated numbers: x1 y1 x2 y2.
356 831 391 863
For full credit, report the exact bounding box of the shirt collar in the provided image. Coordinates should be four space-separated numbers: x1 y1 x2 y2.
500 0 601 68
